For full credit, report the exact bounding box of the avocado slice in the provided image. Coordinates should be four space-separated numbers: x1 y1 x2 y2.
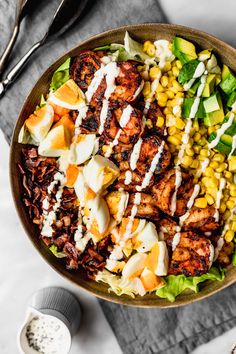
224 114 236 136
208 132 235 155
227 91 236 108
172 37 197 64
202 74 216 97
178 59 201 85
219 70 236 95
188 79 200 95
182 98 205 119
222 64 231 80
203 93 225 126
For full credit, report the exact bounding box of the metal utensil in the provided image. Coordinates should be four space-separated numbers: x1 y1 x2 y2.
0 0 30 78
0 0 88 98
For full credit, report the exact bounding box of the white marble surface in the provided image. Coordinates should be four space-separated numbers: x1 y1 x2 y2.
0 130 122 354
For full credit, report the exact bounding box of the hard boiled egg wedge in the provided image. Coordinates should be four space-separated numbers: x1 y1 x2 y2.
105 190 129 222
65 164 80 188
74 170 96 207
122 252 147 279
24 104 54 143
83 155 119 193
119 218 146 238
145 241 169 276
140 267 165 292
38 125 70 157
132 222 159 253
48 79 85 110
84 195 110 243
69 134 97 165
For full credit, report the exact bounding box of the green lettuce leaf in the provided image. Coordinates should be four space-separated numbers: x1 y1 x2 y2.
49 245 66 258
50 58 71 92
124 31 150 61
156 267 225 302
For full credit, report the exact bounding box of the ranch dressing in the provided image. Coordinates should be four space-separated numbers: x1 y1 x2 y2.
214 178 226 221
183 62 206 91
130 138 143 170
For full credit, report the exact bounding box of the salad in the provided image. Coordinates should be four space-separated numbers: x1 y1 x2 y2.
18 32 236 302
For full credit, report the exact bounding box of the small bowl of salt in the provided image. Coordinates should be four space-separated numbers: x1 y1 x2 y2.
17 287 81 354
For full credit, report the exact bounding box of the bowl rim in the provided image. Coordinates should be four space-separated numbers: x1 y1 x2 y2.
9 22 236 308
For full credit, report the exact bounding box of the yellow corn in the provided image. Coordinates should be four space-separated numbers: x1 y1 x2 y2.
156 92 168 102
176 60 182 69
175 117 185 130
220 202 227 213
193 120 199 131
167 136 181 146
193 132 201 142
225 230 235 243
172 66 179 77
146 119 153 129
158 100 167 107
200 148 209 157
215 162 227 173
149 66 161 81
199 126 207 135
213 153 225 163
193 145 201 154
168 126 178 135
175 92 184 98
223 210 231 221
198 137 207 146
160 75 169 87
182 156 193 167
230 184 236 191
208 126 216 135
204 167 215 177
164 107 172 115
142 81 151 97
205 194 215 205
225 171 232 180
190 159 199 169
156 116 165 128
163 61 172 72
202 176 218 188
209 161 219 169
230 189 236 197
143 41 155 56
231 221 236 232
166 90 175 99
226 200 235 209
194 198 207 208
156 83 164 93
186 146 195 157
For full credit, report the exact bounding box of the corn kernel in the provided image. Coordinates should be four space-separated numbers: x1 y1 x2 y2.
193 145 201 154
163 62 172 72
216 162 227 173
149 66 161 81
158 100 167 107
199 126 207 135
182 156 193 167
176 60 182 69
156 92 168 102
194 132 201 142
230 184 236 191
142 81 151 97
225 171 232 180
231 221 236 232
198 137 207 146
168 126 178 135
146 119 153 128
204 167 215 177
220 202 227 213
167 136 181 146
166 90 175 99
186 146 195 157
175 117 185 130
209 161 219 169
208 126 216 135
172 66 179 77
193 120 199 131
170 86 178 94
223 210 231 220
225 230 235 243
194 198 207 208
164 107 172 115
143 41 155 56
205 194 214 205
175 92 184 98
202 176 218 188
160 75 169 87
226 200 235 209
213 153 225 163
190 159 199 169
156 83 164 93
230 189 236 197
156 116 165 128
200 148 209 157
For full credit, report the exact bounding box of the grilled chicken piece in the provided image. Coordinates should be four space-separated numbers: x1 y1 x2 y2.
70 50 103 91
112 170 154 192
80 106 101 134
111 61 143 103
169 232 214 276
103 102 144 145
183 206 220 232
152 169 194 217
217 241 234 266
158 217 178 245
145 101 166 136
136 136 171 176
124 193 160 220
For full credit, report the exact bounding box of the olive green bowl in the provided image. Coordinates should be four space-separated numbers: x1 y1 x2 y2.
9 23 236 307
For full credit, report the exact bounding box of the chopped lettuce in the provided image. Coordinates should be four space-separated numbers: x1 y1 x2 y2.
49 244 66 258
94 32 150 62
50 58 71 92
156 267 225 302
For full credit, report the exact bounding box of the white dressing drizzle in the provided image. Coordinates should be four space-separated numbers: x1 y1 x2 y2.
183 62 205 91
214 178 226 221
208 112 235 150
130 138 143 170
123 193 141 240
124 170 132 185
41 172 66 237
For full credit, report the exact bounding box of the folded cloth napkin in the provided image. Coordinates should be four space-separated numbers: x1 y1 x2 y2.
1 0 236 353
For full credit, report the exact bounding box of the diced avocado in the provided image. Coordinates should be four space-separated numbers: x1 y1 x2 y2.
227 91 236 108
172 37 197 64
203 93 225 126
228 156 236 172
222 64 231 80
178 59 201 85
188 79 200 95
224 114 236 136
182 98 205 119
202 74 216 97
215 74 222 86
204 93 221 112
219 70 236 95
208 132 235 155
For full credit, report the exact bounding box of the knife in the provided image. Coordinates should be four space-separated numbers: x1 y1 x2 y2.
0 0 88 98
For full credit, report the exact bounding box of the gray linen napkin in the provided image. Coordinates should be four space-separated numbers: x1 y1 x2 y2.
1 1 236 353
